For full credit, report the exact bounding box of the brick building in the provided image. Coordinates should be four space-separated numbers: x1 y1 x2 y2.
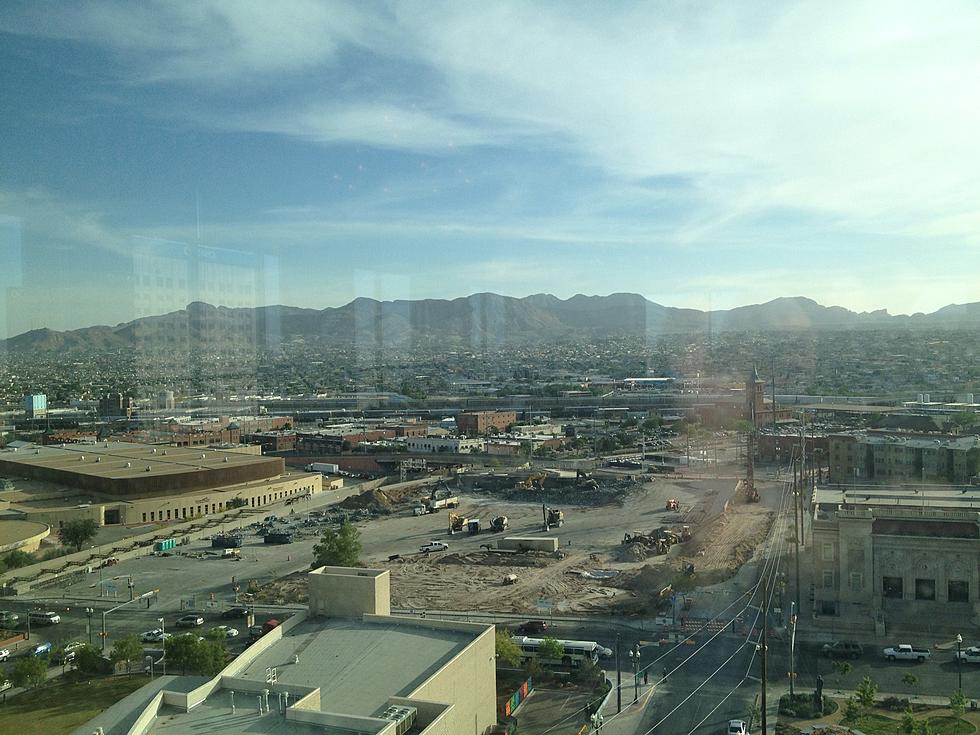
456 411 517 436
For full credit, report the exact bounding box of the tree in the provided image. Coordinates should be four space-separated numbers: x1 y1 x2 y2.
855 676 877 712
165 633 201 675
111 634 144 674
902 673 919 691
832 659 853 686
198 631 228 676
842 697 860 725
12 655 47 690
0 549 35 571
495 631 521 668
313 520 361 567
58 518 99 552
538 637 564 661
901 705 916 734
76 643 109 674
913 719 934 735
949 689 967 718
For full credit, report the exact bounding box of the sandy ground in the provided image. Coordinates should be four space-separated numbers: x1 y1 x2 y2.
255 467 776 616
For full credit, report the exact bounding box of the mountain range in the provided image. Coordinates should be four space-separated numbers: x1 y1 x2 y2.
5 294 980 352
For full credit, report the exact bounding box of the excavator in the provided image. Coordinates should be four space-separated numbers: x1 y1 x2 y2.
575 469 599 491
518 471 548 491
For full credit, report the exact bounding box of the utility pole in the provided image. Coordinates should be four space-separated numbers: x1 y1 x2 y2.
761 577 769 735
789 602 797 698
793 459 801 613
616 634 622 713
770 354 777 440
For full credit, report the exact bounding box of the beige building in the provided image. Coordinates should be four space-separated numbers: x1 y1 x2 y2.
828 432 980 485
79 565 498 735
810 486 980 631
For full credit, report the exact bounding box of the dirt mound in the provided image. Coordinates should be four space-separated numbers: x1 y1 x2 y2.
338 488 398 511
435 551 548 569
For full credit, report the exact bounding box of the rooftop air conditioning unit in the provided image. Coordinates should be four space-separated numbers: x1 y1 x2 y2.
380 705 417 735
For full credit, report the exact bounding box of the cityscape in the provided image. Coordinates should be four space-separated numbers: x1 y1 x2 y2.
2 3 980 735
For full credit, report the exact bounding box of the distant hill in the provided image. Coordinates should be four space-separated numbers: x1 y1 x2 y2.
3 293 979 352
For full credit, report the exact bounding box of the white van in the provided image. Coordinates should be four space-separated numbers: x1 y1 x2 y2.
29 611 61 625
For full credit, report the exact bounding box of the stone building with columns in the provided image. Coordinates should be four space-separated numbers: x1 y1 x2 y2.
810 485 980 633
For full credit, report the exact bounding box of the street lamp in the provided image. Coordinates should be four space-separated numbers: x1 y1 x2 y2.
85 607 94 645
628 644 640 703
956 634 963 692
159 617 166 677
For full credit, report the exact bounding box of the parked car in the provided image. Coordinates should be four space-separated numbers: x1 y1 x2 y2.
0 611 19 625
53 641 85 664
175 614 205 628
728 719 749 735
516 620 549 635
883 644 930 662
419 541 449 553
221 606 250 619
141 629 171 643
955 646 980 663
0 678 11 693
210 625 239 639
0 648 10 662
822 641 863 659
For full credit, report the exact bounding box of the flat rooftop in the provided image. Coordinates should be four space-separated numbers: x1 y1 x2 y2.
235 617 471 718
814 485 980 511
831 432 980 449
0 442 278 480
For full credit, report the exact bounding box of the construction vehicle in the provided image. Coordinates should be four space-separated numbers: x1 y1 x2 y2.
575 469 600 491
416 485 460 514
622 525 690 555
489 515 509 532
518 471 548 491
542 504 564 530
448 512 468 535
665 498 679 511
502 574 518 585
467 519 482 534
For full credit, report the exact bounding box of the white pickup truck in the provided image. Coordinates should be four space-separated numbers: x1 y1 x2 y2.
883 644 930 662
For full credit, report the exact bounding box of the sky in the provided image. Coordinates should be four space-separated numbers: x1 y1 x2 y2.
1 0 980 337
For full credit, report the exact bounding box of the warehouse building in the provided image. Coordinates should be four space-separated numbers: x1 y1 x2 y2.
0 442 324 527
79 566 497 735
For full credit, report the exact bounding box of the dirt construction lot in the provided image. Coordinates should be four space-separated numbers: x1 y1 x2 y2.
257 470 775 615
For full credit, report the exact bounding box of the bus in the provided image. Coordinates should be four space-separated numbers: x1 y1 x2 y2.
513 636 611 669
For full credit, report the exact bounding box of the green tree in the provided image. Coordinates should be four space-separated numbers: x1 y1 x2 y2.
538 637 565 661
0 549 35 571
832 659 853 685
901 705 915 734
165 633 201 675
111 634 145 674
902 673 919 691
313 520 361 567
75 643 108 674
12 655 48 689
949 689 967 718
495 631 521 668
198 630 228 676
855 676 877 712
58 518 99 552
745 699 761 731
641 416 662 433
913 719 933 735
842 697 860 725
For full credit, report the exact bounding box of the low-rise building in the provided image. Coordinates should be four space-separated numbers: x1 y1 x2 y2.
404 436 484 454
78 566 497 735
457 411 516 436
810 485 980 630
828 431 980 484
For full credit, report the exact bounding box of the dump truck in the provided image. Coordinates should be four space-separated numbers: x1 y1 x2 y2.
542 504 564 530
665 498 679 511
489 515 509 532
467 519 482 534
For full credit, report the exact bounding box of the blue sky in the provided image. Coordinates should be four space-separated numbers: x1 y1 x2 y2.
1 0 979 337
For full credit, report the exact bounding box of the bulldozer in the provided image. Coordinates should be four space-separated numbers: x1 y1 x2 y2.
448 512 468 535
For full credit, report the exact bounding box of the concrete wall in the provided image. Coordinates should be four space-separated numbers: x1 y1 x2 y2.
405 624 497 735
499 536 559 552
309 567 390 618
